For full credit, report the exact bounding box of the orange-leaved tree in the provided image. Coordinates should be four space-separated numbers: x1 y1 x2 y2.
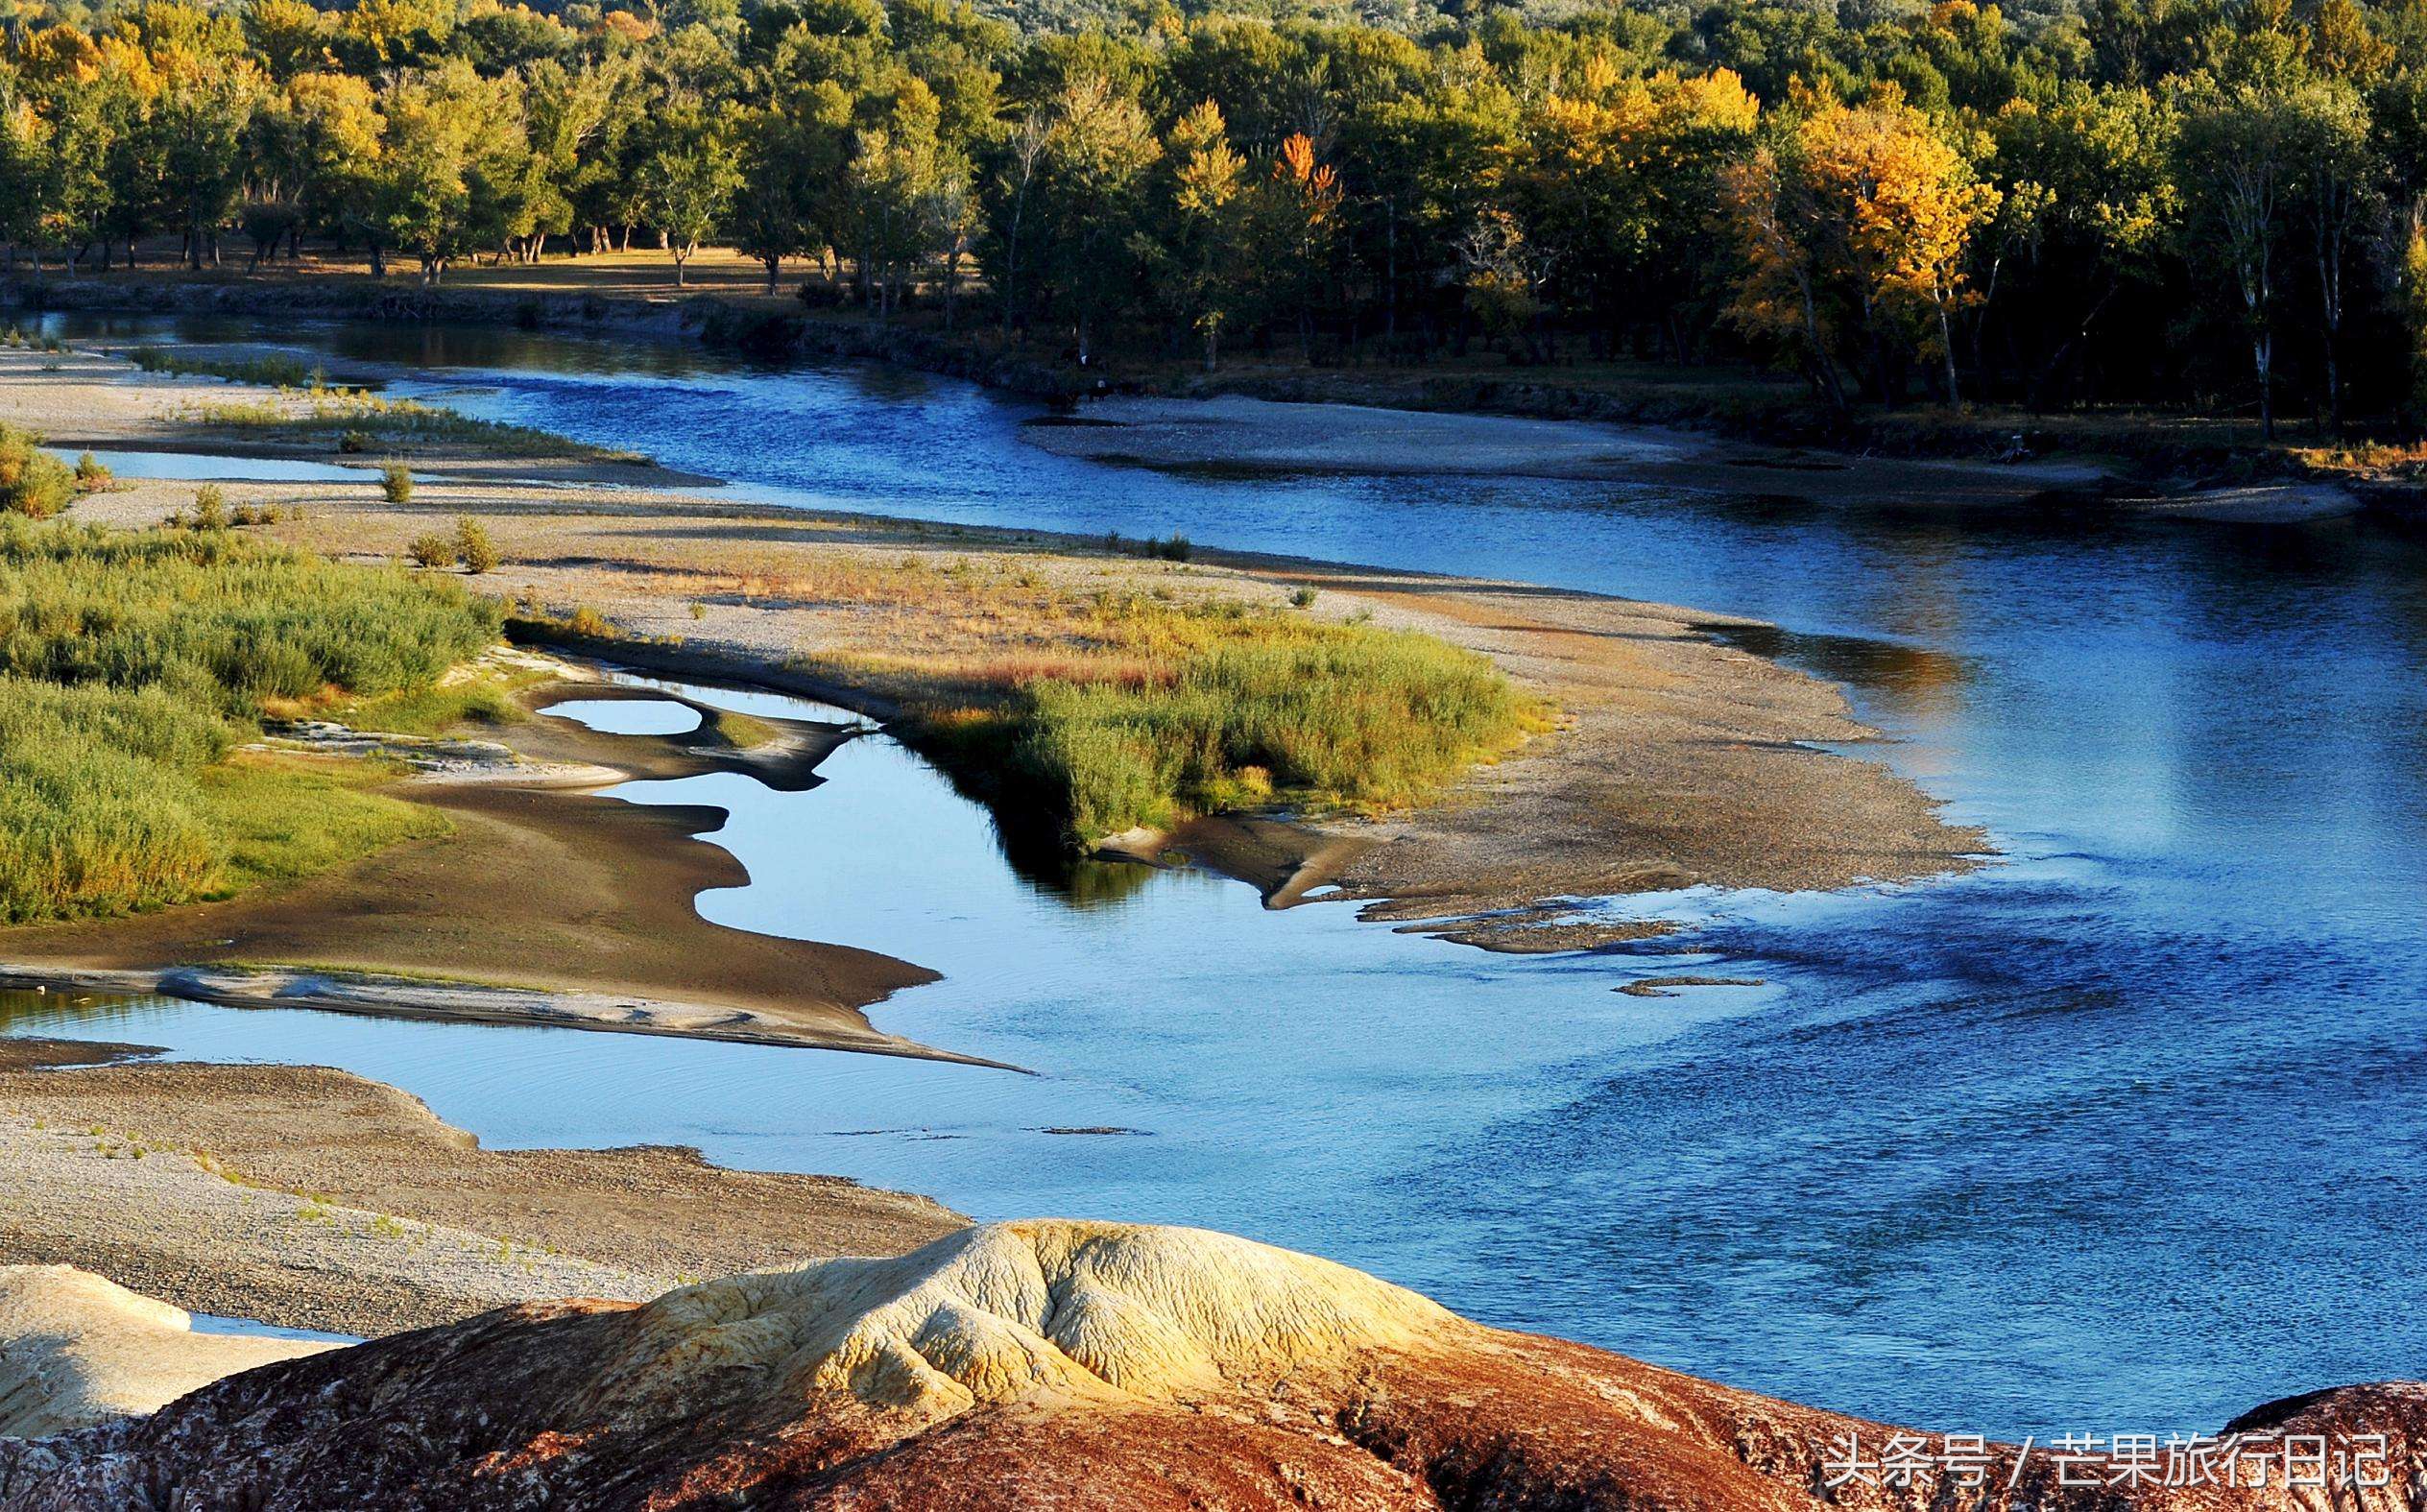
1723 87 1998 407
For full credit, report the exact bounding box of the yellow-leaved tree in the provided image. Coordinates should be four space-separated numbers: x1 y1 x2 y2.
1723 88 1999 407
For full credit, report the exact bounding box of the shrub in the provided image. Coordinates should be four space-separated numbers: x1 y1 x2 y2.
408 532 456 569
1152 533 1192 562
380 463 414 503
191 485 228 529
454 516 498 574
0 426 77 518
338 429 371 454
565 606 616 638
1289 586 1318 609
73 452 110 491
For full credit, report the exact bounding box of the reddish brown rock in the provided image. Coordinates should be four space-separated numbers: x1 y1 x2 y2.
0 1221 2417 1511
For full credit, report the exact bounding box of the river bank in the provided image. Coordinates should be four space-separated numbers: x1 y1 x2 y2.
0 342 1984 959
0 1037 961 1335
12 268 2411 519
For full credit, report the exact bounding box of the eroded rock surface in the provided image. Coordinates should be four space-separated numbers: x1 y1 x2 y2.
0 1266 334 1440
1 1222 2419 1510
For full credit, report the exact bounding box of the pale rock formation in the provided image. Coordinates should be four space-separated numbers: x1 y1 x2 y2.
0 1266 334 1439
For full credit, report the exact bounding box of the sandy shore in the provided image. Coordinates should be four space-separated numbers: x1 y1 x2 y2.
0 1039 962 1335
0 344 1986 958
1023 392 2125 510
1024 395 1706 479
0 670 969 1062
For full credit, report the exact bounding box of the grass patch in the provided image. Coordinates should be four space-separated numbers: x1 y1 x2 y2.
1000 625 1538 840
0 518 498 924
188 388 647 465
195 753 450 895
818 577 1548 844
127 346 315 389
321 671 538 736
708 708 781 750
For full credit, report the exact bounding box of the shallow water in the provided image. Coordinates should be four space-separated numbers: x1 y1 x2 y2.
18 311 2427 1437
42 446 369 483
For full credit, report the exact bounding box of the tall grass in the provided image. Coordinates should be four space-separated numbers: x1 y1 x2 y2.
0 520 498 924
0 682 231 922
0 517 500 714
190 388 647 463
127 346 314 388
1005 626 1537 840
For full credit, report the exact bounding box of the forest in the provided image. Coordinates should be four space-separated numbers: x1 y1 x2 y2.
3 0 2424 431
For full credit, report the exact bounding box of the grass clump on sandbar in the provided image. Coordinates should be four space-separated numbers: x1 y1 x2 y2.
0 518 498 924
823 578 1548 845
188 386 645 465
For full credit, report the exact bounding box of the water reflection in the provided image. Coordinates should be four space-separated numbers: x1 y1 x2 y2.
14 310 2427 1438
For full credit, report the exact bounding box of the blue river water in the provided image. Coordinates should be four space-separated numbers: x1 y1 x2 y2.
10 311 2424 1437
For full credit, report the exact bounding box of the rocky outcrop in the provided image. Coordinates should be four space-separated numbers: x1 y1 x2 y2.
0 1266 333 1440
0 1222 2419 1510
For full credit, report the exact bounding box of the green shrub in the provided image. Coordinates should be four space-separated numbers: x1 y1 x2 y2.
1288 586 1318 609
0 426 77 518
407 532 456 569
191 485 228 530
73 452 110 491
454 516 498 574
381 463 414 503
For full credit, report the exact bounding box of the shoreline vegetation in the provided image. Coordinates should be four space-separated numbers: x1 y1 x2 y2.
0 341 1987 962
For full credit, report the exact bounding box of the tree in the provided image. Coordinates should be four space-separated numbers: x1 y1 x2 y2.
1990 84 2180 407
2176 79 2299 438
635 106 738 287
1144 99 1250 369
1030 75 1158 364
1253 132 1343 361
1723 93 1999 406
2286 78 2376 431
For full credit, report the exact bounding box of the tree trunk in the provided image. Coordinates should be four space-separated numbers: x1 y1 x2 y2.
2255 330 2274 442
764 255 781 295
1936 295 1960 408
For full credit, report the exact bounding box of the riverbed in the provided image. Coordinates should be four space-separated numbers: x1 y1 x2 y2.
12 310 2427 1439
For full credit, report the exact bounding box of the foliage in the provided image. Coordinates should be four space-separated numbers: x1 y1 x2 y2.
454 515 498 573
128 345 313 387
0 520 494 923
5 0 2427 420
1004 620 1539 841
382 462 415 502
0 425 75 518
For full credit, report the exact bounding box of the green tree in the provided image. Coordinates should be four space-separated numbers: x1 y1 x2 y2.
635 105 738 287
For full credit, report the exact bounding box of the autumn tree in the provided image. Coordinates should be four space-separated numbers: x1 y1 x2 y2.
1142 99 1249 368
1725 92 1998 406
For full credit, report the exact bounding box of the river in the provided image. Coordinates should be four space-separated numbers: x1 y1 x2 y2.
10 310 2425 1439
